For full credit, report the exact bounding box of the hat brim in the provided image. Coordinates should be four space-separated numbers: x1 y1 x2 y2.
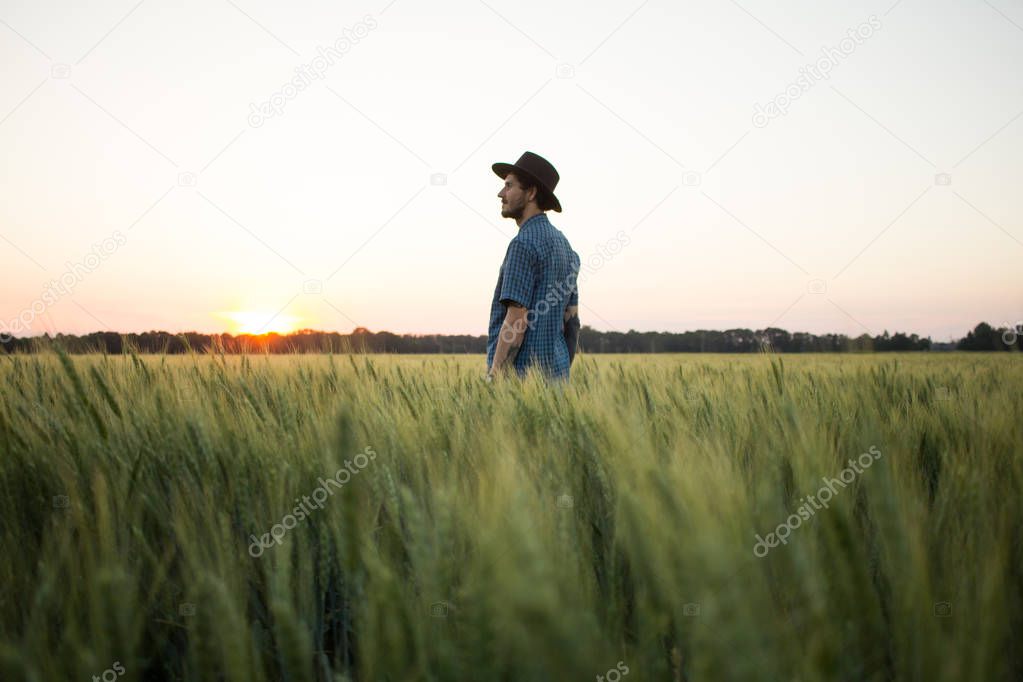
492 162 561 212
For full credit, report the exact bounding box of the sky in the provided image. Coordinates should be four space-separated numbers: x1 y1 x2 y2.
0 0 1021 341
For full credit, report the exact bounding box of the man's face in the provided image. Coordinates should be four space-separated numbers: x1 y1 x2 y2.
497 173 535 220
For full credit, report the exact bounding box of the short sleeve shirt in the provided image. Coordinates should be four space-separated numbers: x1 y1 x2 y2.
487 213 580 380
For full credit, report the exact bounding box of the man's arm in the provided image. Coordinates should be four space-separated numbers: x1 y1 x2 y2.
563 305 579 366
489 303 528 376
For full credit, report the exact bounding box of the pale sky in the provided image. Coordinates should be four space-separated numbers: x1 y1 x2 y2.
1 0 1020 341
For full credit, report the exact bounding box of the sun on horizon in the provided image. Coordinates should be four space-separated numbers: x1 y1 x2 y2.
218 311 302 336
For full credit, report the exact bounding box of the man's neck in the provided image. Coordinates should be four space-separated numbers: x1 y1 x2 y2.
516 207 544 228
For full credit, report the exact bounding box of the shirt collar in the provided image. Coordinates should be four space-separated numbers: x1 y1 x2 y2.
518 212 548 232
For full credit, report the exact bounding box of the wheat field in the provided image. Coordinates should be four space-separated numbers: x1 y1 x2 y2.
0 350 1020 681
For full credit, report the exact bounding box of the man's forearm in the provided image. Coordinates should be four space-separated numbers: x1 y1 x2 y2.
490 307 527 373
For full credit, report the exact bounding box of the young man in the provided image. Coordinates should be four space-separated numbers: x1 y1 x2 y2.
486 151 581 382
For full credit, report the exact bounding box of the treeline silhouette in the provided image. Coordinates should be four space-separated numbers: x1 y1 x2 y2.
2 322 1019 354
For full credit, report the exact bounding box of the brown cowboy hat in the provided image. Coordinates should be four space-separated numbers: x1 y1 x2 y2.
492 151 562 212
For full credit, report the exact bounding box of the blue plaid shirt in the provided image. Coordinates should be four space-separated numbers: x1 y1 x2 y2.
487 213 580 380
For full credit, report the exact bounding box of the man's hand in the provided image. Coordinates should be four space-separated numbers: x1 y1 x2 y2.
563 305 579 365
490 302 528 375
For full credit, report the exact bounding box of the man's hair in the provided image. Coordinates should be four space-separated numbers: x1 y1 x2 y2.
509 172 556 212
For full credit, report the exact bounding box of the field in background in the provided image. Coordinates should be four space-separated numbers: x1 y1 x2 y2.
0 352 1020 681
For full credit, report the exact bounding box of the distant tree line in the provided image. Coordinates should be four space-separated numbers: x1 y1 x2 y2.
1 322 1019 354
955 322 1021 351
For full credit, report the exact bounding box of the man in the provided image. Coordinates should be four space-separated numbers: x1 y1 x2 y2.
486 151 581 382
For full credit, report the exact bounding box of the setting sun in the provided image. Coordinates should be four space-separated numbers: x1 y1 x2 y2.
219 311 301 335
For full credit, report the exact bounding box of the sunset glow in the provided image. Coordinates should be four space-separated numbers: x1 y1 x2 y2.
220 311 301 336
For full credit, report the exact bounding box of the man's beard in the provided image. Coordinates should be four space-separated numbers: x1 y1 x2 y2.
502 201 523 220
